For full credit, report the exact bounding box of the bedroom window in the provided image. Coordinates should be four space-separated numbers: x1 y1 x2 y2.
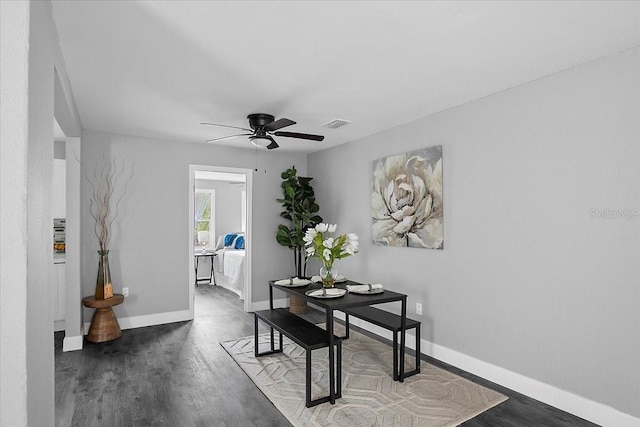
195 189 215 248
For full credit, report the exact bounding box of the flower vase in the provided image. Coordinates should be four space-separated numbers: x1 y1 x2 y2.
320 265 337 288
95 250 114 299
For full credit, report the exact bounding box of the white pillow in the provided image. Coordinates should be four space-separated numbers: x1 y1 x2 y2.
215 235 225 250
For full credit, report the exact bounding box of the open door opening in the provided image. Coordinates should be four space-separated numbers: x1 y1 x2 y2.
188 165 253 317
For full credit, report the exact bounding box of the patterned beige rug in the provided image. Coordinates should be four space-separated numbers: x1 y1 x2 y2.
222 325 507 427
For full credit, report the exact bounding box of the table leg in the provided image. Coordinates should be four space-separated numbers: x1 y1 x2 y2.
326 308 335 404
194 256 199 286
393 331 399 380
399 296 407 382
210 255 216 285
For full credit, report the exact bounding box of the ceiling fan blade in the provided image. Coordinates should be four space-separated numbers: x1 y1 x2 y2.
264 118 296 132
201 122 253 133
273 131 324 141
266 140 279 150
206 133 253 143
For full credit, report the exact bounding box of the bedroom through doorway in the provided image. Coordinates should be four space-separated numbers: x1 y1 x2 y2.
188 165 253 317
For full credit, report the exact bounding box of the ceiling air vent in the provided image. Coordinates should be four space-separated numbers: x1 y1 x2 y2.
322 119 351 129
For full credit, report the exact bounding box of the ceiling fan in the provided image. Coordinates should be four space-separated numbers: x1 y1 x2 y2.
201 113 324 150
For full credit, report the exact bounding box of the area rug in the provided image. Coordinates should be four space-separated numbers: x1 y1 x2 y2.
221 325 507 427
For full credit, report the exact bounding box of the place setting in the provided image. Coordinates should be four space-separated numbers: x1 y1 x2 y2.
346 283 385 294
304 287 347 298
272 277 312 287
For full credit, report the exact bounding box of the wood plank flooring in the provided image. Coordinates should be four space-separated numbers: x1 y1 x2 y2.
55 285 598 426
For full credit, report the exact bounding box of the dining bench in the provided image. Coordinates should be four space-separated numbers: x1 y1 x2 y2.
254 308 343 407
343 305 421 380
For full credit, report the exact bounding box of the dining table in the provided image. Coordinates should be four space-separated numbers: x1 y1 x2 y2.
268 278 408 404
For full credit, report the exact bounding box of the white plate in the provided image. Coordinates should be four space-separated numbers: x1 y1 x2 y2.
348 288 385 295
305 288 347 299
274 279 311 288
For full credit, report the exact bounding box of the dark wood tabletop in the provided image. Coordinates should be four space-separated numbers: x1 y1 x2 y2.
270 280 406 310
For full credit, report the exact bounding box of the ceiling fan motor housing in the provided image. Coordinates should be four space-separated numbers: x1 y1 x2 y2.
247 113 275 130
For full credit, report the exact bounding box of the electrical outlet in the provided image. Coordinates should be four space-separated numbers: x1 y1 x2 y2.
416 303 422 315
122 287 129 297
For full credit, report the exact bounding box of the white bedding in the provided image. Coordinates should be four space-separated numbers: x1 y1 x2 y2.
214 248 245 299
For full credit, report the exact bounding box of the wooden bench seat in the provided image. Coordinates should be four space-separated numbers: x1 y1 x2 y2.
254 308 342 407
343 305 421 380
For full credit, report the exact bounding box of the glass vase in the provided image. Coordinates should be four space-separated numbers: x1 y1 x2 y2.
320 265 337 288
95 250 114 299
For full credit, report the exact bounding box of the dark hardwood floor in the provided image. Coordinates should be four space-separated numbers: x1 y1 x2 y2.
55 285 597 426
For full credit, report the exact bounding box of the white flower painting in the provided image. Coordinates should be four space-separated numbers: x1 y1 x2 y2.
371 146 443 249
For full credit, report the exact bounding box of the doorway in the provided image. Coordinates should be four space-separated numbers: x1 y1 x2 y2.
188 165 253 317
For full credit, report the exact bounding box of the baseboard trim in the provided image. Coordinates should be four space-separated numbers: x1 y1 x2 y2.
423 338 639 427
62 335 83 352
248 298 288 312
83 309 192 335
334 311 639 427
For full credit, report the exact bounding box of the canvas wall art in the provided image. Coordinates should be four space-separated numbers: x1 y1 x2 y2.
371 145 443 249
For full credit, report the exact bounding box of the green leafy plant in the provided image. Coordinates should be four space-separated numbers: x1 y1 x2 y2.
276 166 323 278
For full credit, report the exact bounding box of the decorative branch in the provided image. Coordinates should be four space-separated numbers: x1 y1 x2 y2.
85 156 133 252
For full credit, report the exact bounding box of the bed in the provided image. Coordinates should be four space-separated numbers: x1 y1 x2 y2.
213 233 246 299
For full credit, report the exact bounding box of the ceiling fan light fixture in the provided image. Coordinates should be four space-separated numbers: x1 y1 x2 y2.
249 136 272 148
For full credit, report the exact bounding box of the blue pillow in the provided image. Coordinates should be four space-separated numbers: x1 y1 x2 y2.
234 235 245 250
224 233 238 247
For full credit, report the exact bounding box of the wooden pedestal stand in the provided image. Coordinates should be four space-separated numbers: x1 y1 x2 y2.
82 294 124 343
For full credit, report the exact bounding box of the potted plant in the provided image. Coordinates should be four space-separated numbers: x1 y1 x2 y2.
276 166 323 313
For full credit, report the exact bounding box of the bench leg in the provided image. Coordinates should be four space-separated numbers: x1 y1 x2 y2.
306 349 312 407
336 340 342 398
254 314 259 357
254 315 284 357
401 324 421 379
305 340 343 408
415 324 421 374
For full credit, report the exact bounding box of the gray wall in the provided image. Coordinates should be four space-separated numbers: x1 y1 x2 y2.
81 131 307 320
195 179 244 240
308 48 640 417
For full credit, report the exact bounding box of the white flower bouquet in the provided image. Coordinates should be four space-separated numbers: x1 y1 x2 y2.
304 223 358 287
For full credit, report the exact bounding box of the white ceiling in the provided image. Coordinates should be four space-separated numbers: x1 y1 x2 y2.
52 1 640 153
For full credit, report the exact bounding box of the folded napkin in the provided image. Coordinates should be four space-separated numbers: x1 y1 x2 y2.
346 283 383 292
274 277 311 286
307 288 345 297
311 275 346 283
